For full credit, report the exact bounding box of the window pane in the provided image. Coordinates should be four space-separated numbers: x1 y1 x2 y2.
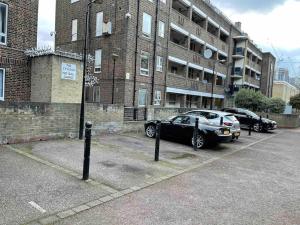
158 21 165 38
96 12 103 36
94 49 102 72
138 89 147 106
0 69 4 98
142 13 152 36
72 19 78 41
0 3 7 44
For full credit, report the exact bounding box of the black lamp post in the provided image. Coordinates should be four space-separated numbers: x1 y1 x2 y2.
79 0 102 140
111 53 119 104
210 59 226 110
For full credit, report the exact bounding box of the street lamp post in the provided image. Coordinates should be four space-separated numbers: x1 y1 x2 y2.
111 53 119 104
79 0 102 140
210 59 226 110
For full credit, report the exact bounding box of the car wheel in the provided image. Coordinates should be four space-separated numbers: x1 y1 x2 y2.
253 123 261 132
145 125 156 138
191 134 205 149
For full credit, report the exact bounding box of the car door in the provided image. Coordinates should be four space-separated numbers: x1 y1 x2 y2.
171 116 192 140
236 109 249 127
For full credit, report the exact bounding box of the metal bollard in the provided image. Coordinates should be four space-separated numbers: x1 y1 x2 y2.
259 115 262 132
193 118 199 151
220 117 223 126
82 122 92 181
248 116 252 136
154 121 161 162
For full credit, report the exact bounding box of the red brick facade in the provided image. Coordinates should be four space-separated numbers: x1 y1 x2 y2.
0 0 39 102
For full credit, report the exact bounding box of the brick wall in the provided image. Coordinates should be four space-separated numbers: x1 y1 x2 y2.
0 102 125 144
0 0 39 102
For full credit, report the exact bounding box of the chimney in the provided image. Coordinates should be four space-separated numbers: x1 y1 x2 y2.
235 22 242 30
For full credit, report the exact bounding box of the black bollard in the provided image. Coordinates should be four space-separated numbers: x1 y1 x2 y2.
193 118 199 151
220 117 224 126
259 115 262 132
248 116 252 136
154 121 161 162
82 122 92 181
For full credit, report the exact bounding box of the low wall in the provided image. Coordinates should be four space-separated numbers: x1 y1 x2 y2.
258 112 300 129
0 102 124 144
147 106 300 129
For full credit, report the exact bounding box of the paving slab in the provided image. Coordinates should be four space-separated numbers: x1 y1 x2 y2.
53 129 300 225
0 147 109 225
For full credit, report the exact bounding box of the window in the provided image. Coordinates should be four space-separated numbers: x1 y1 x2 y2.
140 51 150 76
216 76 223 86
156 56 163 72
94 49 102 73
160 0 166 4
142 13 152 37
154 90 161 105
138 89 147 106
71 19 78 41
96 12 103 37
169 94 177 105
0 3 8 45
158 21 165 38
71 0 79 3
0 68 4 101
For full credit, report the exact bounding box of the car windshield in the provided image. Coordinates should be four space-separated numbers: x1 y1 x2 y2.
225 115 237 121
244 110 259 118
190 116 210 125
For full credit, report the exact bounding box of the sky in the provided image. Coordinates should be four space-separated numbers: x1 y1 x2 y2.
37 0 300 76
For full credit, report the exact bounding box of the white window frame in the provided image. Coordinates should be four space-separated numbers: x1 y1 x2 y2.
96 11 103 37
94 49 102 73
0 2 8 45
154 90 162 105
142 13 152 38
156 56 163 72
138 89 148 107
140 51 150 76
158 21 165 38
71 19 78 41
0 68 5 101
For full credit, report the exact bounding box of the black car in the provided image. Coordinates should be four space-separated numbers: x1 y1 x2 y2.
144 115 232 149
222 108 277 132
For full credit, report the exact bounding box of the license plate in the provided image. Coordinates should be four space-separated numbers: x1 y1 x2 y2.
224 130 230 135
234 132 240 137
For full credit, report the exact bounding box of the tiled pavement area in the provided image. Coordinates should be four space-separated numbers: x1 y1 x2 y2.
2 129 298 225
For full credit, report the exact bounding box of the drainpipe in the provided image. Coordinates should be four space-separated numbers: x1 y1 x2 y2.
133 0 141 107
163 0 172 107
151 0 160 105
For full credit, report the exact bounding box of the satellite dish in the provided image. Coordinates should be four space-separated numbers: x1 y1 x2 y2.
204 49 213 59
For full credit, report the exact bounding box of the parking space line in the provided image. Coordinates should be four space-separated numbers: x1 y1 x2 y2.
22 132 282 225
5 145 119 194
29 201 46 214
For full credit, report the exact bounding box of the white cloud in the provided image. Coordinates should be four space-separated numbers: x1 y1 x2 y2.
37 0 56 48
215 0 300 51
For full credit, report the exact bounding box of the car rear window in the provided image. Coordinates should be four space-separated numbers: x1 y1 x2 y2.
225 115 237 121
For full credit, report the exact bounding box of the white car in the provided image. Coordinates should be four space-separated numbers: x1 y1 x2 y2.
184 110 241 140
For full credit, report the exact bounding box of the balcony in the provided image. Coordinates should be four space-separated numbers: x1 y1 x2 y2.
167 74 225 96
232 67 243 78
172 0 190 18
232 47 245 59
170 10 229 55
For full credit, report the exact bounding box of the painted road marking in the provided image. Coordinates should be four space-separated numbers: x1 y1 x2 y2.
29 201 46 213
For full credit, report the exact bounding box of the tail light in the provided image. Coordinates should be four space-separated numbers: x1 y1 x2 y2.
223 122 233 126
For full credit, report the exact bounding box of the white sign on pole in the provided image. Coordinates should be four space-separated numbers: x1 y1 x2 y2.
61 63 77 80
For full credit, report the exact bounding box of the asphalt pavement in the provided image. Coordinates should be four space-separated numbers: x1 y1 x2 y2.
1 129 299 225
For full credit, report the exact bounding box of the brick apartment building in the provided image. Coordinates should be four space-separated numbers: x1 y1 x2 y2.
0 0 39 102
55 0 275 109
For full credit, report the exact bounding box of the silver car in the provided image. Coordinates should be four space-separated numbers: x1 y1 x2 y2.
184 110 241 140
